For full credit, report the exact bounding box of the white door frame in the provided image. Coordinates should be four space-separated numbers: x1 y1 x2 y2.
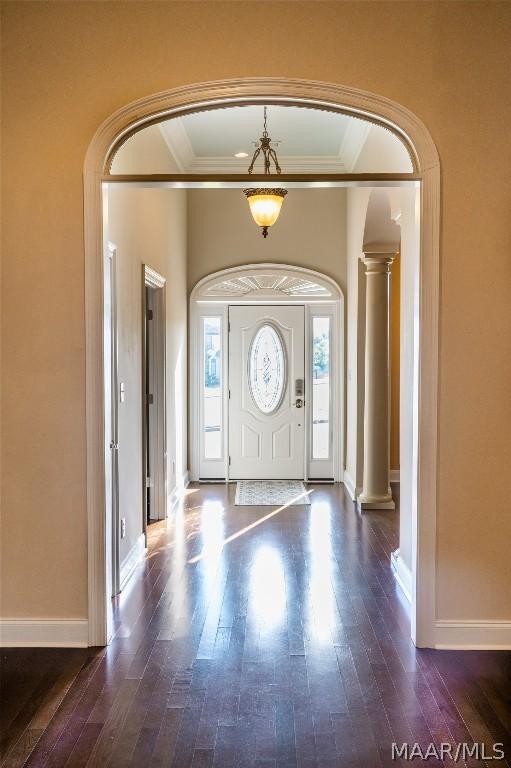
84 78 440 648
142 266 167 527
104 242 120 609
190 264 343 483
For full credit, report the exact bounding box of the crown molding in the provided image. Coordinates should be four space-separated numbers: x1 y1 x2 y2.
188 156 348 173
159 118 194 172
154 112 375 175
339 118 372 171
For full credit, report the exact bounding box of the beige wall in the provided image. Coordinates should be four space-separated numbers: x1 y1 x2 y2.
344 188 369 496
107 186 188 565
187 189 347 293
107 119 187 566
2 1 511 623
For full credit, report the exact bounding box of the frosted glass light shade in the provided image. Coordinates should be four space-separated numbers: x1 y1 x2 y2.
244 188 287 237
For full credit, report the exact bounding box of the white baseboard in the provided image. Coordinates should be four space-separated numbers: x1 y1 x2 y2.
390 469 400 483
342 470 360 501
0 619 89 648
434 620 511 650
119 533 146 592
391 548 412 603
169 469 190 509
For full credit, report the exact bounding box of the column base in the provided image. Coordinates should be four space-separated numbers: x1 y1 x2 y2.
357 491 395 512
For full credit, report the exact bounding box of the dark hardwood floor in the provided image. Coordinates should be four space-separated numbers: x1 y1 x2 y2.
2 483 511 767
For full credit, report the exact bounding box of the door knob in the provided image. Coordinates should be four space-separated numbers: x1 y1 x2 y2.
295 398 303 408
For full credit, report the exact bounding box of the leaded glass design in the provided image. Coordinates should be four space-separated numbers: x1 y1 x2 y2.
249 324 286 414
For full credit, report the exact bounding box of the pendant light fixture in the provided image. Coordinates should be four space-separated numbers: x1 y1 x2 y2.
244 107 287 238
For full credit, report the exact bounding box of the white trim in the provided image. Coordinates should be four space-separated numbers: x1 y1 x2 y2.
342 469 359 501
340 119 372 171
165 154 354 173
159 118 194 172
105 242 120 607
85 78 440 648
390 469 400 483
391 548 412 603
144 264 166 289
119 534 146 592
0 620 89 648
143 266 167 523
434 621 511 651
191 263 342 303
169 470 190 509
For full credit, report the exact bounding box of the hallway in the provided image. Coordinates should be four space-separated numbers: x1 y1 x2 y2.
2 485 511 767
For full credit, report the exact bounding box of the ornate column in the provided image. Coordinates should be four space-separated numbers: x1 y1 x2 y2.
357 245 397 512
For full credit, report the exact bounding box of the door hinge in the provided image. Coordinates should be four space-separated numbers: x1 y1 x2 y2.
228 456 231 466
147 309 153 320
228 388 231 399
146 393 154 405
146 476 152 488
228 321 231 332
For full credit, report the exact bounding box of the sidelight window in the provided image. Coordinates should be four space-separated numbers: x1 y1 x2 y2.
203 317 222 459
312 316 331 459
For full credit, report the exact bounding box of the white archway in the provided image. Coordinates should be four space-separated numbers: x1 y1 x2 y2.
84 78 440 648
189 263 344 484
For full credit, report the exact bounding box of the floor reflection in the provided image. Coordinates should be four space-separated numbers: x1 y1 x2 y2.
308 499 336 645
249 544 286 631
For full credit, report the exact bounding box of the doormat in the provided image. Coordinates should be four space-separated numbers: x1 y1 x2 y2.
234 480 311 506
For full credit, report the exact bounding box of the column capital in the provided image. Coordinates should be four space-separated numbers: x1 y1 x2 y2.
360 245 398 273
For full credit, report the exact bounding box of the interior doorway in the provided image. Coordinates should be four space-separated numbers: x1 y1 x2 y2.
142 266 167 526
190 264 343 483
86 79 440 648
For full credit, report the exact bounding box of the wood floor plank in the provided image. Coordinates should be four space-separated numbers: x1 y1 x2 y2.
2 484 511 768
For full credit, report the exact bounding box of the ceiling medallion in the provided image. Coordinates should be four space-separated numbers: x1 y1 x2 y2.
244 106 287 238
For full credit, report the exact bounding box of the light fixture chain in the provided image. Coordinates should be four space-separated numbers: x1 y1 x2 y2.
247 105 281 176
244 106 287 238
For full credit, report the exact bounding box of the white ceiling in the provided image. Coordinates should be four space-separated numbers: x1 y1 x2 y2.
183 106 350 157
112 104 413 174
158 105 411 173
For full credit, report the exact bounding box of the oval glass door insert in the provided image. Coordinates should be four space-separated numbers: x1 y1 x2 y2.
248 324 286 414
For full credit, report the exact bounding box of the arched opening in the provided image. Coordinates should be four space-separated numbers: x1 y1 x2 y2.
84 79 439 649
189 264 344 484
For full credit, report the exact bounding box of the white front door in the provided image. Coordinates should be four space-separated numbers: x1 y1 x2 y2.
228 305 305 479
